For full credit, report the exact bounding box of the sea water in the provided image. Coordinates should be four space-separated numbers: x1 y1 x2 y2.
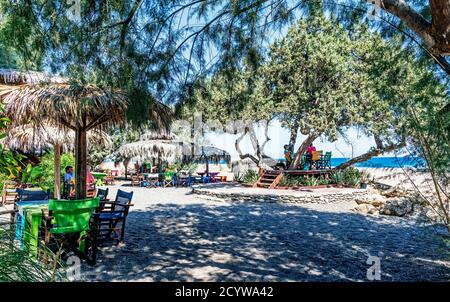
274 156 425 168
330 156 425 168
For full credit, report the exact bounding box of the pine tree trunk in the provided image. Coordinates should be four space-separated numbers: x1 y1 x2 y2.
334 142 406 170
234 127 260 167
75 128 87 199
53 143 61 199
288 121 299 148
289 132 320 169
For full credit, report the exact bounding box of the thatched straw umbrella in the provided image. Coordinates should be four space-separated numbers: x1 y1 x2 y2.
2 83 129 199
184 145 231 174
0 68 66 85
117 140 179 164
116 131 184 172
5 123 112 198
0 69 68 196
1 69 173 198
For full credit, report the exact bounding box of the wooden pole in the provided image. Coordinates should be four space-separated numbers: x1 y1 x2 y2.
53 143 61 199
75 128 87 199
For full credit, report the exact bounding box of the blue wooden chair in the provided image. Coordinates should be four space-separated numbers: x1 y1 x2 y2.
92 189 134 244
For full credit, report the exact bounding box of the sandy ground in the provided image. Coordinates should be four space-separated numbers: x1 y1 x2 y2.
78 183 449 282
360 167 439 192
1 168 449 281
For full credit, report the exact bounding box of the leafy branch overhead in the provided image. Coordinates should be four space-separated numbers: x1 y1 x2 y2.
179 14 448 171
0 0 448 103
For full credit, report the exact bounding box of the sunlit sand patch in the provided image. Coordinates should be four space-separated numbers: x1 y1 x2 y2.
208 252 234 264
179 265 232 281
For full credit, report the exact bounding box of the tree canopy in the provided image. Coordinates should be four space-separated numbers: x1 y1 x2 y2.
0 0 448 101
178 13 449 169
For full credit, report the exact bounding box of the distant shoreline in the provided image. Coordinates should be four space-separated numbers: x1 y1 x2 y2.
330 156 425 169
273 156 425 169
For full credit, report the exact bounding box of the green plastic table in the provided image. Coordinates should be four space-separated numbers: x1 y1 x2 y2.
24 208 46 258
92 172 108 186
16 201 48 258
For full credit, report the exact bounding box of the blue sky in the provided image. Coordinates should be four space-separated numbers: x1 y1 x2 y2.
202 120 386 160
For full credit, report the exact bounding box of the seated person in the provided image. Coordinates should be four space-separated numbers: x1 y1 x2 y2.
86 168 95 186
305 143 317 169
306 143 316 156
64 167 97 198
283 144 293 169
63 166 74 198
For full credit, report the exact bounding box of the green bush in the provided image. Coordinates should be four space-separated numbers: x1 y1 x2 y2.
38 152 75 192
279 175 330 187
331 171 344 184
341 167 362 187
0 227 67 282
0 173 9 191
317 175 330 185
304 176 319 186
20 163 44 185
242 170 259 184
278 175 290 186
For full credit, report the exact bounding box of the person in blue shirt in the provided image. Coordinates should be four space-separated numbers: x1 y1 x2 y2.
64 166 74 182
63 166 74 198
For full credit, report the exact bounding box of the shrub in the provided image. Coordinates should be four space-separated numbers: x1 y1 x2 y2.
243 170 259 184
0 227 67 282
341 167 362 187
38 152 75 192
278 175 289 187
0 173 9 191
304 176 319 187
331 171 343 185
317 175 330 185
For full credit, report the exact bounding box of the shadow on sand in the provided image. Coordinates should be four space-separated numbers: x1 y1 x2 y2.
82 201 450 281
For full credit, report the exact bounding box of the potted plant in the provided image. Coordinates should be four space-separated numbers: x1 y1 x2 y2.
360 171 371 189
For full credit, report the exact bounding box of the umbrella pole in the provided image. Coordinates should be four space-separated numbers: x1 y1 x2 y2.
75 128 87 199
53 143 61 199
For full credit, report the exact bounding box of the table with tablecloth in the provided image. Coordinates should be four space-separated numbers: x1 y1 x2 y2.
15 200 49 257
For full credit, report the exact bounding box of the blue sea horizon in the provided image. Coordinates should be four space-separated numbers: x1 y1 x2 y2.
330 156 425 168
276 156 425 168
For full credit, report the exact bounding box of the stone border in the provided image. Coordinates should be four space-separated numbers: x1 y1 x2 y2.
192 187 369 204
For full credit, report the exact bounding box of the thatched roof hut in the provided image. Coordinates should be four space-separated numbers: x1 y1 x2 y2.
0 69 68 197
116 130 186 164
1 69 173 198
1 82 129 198
6 124 112 153
117 140 179 164
0 68 65 85
3 83 129 130
182 146 231 163
116 126 231 170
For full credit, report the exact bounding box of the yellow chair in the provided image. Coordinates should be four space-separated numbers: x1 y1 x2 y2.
2 181 18 206
312 151 322 161
311 151 323 169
